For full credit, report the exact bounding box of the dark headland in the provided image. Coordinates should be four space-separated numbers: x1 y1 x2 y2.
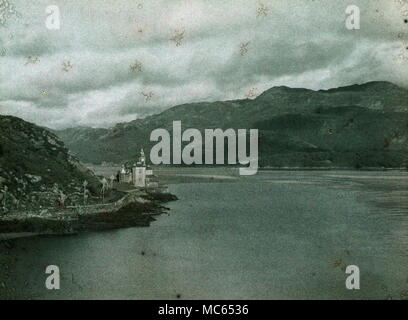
0 115 177 240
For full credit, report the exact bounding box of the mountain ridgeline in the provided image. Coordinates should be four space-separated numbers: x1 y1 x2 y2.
55 81 408 168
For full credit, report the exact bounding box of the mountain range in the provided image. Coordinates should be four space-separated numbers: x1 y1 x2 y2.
55 81 408 168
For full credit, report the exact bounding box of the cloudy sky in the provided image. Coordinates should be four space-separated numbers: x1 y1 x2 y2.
0 0 407 129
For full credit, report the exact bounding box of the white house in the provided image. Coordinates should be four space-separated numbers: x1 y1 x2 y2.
118 149 157 188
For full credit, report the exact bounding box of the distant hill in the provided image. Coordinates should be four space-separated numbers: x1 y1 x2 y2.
0 115 101 211
55 81 408 168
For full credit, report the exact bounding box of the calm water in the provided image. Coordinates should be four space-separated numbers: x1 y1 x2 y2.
1 170 408 299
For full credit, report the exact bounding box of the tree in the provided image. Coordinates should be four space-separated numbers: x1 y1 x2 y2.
109 175 115 189
83 180 88 205
101 177 109 202
52 183 59 194
57 191 67 208
1 185 8 210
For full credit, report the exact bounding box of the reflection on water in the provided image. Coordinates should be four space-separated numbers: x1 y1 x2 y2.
1 170 408 300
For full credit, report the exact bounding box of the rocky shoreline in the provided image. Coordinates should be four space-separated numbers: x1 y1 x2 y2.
0 190 178 240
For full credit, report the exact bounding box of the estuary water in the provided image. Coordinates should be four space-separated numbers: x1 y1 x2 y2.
1 169 408 299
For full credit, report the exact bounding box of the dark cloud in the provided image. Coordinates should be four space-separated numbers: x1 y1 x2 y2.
0 0 407 128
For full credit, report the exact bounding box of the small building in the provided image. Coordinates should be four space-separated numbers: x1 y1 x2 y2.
119 164 132 183
133 166 146 187
118 149 157 188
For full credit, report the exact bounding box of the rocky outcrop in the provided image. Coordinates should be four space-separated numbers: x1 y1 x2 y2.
0 115 101 213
